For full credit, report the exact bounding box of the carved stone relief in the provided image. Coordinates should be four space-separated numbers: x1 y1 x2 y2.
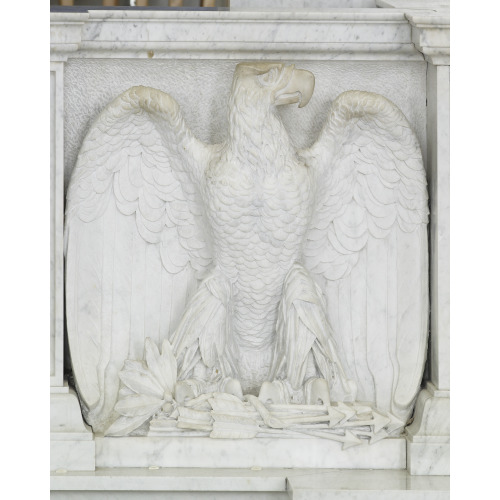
65 62 428 446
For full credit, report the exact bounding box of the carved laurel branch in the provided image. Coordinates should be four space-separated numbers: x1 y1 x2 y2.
106 338 405 448
105 338 178 437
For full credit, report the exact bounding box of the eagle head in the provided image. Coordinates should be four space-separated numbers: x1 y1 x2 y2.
231 62 315 109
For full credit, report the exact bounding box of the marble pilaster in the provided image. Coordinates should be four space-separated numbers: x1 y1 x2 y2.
427 63 450 393
51 385 96 472
406 383 450 475
51 20 96 471
50 60 65 390
377 1 450 476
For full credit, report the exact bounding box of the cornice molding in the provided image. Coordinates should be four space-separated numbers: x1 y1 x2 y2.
50 5 449 65
406 12 450 65
376 0 450 65
50 13 88 61
50 10 423 61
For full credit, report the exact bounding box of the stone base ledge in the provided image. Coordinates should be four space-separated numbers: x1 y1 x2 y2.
51 468 450 499
407 441 450 476
51 440 96 473
95 435 406 469
405 382 450 476
51 386 95 472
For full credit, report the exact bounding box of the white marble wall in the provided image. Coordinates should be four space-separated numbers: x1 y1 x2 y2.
50 0 450 493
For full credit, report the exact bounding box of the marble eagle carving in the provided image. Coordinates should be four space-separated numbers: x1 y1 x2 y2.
65 63 429 433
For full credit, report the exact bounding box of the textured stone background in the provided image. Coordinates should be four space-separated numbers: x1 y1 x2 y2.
64 59 427 193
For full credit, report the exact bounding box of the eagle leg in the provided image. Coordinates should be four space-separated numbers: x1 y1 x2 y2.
261 262 357 404
169 270 243 401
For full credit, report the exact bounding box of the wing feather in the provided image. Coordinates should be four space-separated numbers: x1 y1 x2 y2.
302 91 428 422
65 86 214 432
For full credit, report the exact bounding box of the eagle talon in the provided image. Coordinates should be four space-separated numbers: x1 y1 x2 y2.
258 379 309 405
219 377 243 399
304 377 331 406
259 380 287 404
174 379 203 405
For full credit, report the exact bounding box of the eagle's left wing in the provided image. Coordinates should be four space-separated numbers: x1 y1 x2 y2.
300 91 429 422
64 86 214 432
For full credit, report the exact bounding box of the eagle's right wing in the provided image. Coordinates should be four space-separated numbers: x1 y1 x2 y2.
65 86 213 432
300 91 429 422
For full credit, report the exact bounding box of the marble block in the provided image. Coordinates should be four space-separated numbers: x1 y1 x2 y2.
287 469 450 499
95 436 406 469
51 468 450 499
51 386 95 471
406 383 450 475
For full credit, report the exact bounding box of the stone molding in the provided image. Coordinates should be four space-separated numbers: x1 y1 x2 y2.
50 9 422 61
407 13 450 65
50 6 450 64
376 0 450 65
50 12 88 61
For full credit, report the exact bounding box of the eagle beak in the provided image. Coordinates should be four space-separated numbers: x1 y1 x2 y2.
275 67 315 108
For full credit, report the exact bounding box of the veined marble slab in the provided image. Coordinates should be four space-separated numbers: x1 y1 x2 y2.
377 0 449 11
51 468 450 499
231 0 378 9
51 467 289 492
51 9 423 61
95 436 406 469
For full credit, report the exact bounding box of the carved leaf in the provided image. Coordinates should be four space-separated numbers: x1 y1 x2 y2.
144 337 177 395
114 394 164 418
119 368 164 399
104 411 159 437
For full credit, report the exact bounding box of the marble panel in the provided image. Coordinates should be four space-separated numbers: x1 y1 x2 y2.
63 69 429 480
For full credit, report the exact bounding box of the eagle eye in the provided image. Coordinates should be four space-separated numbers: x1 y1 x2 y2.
258 67 280 87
